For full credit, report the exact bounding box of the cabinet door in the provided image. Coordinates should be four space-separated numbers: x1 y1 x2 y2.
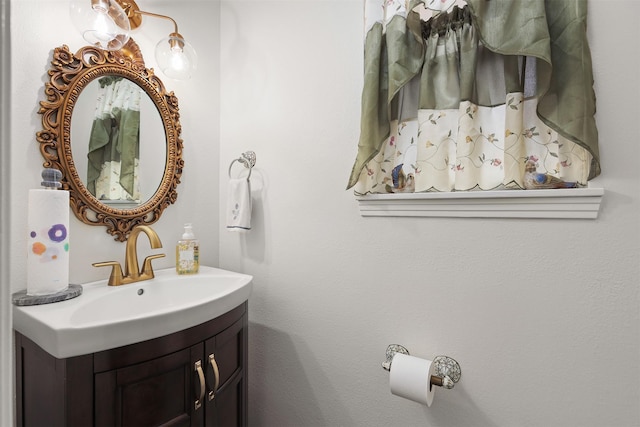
95 343 206 427
15 333 93 427
204 316 247 427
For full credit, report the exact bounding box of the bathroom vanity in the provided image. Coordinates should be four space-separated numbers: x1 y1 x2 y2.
15 302 247 427
20 36 252 425
13 267 252 427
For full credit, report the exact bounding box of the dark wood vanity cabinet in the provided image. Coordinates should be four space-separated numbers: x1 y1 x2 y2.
15 302 248 427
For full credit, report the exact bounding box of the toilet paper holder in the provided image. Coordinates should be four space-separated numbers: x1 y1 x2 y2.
382 344 461 389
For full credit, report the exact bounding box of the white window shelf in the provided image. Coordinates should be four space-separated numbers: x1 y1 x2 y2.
356 186 604 219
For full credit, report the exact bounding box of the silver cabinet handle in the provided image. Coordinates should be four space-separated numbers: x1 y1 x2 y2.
194 360 205 410
207 353 220 401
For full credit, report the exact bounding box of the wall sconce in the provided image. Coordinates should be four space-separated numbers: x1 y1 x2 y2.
69 0 197 80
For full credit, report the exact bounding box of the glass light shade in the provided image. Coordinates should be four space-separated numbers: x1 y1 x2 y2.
69 0 131 51
155 35 197 80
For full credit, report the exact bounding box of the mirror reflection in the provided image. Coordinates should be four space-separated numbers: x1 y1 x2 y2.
71 76 166 209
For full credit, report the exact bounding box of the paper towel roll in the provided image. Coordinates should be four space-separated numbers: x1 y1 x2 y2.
389 353 436 406
27 189 69 296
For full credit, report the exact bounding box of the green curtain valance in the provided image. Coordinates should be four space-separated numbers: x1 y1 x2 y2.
348 0 599 190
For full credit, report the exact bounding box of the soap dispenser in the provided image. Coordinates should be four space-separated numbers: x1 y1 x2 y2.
176 223 199 274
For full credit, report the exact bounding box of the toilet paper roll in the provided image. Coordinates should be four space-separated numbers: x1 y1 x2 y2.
389 353 436 406
27 189 70 296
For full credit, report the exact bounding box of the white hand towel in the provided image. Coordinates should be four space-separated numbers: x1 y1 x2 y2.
226 178 252 231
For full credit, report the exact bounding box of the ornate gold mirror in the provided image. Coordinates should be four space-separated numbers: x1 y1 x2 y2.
37 39 183 241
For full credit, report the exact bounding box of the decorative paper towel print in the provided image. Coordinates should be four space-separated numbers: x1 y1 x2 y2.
29 223 69 262
27 188 70 296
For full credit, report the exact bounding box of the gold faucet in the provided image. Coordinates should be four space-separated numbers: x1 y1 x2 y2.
93 225 166 286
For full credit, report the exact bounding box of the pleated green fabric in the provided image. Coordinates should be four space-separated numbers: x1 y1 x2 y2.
348 13 425 189
467 0 599 178
347 0 599 189
347 22 388 189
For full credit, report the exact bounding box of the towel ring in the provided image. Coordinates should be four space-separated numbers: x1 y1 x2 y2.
228 151 256 179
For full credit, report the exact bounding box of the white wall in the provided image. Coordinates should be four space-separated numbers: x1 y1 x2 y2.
219 1 640 426
4 0 639 426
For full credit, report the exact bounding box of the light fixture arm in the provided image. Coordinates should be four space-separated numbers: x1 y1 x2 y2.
135 9 179 36
115 0 180 35
110 0 196 79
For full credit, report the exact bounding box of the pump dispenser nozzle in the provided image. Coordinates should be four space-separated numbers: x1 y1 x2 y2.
176 223 199 274
182 223 195 239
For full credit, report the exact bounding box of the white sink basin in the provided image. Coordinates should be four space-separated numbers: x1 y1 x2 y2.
13 266 253 358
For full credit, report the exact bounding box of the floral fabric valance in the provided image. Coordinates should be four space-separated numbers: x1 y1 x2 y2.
348 0 599 194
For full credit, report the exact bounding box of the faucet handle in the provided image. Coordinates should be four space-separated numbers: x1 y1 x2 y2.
141 254 165 278
92 261 124 286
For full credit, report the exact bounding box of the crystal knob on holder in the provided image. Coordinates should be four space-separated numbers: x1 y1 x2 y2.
431 355 462 389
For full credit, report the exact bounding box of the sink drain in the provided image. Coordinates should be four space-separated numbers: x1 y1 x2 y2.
137 289 144 296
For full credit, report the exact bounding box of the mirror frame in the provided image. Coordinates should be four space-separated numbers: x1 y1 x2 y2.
36 40 183 242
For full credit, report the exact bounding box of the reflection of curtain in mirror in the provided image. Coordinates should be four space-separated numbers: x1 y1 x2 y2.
87 76 142 201
348 0 599 193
